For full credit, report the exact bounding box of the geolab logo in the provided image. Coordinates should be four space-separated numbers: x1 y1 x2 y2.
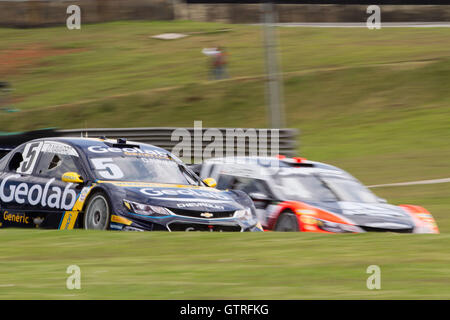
140 187 231 201
0 175 77 210
87 146 167 157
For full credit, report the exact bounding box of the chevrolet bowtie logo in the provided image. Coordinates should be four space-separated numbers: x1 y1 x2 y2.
200 212 214 218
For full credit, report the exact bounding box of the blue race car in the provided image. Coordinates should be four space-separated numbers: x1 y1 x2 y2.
0 137 262 232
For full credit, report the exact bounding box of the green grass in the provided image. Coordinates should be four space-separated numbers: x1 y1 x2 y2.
0 21 449 299
1 21 449 111
373 183 450 232
0 183 448 300
0 230 449 299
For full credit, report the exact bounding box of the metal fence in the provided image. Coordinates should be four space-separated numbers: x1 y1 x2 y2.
58 127 299 163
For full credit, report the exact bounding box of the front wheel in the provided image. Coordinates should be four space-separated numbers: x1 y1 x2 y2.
84 193 111 230
274 210 300 232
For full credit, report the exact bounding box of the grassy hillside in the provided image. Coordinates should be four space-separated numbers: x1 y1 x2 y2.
1 21 449 111
1 22 449 186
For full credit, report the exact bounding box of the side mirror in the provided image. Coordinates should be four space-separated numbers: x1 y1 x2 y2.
62 172 84 184
378 197 388 204
249 192 271 202
203 177 217 188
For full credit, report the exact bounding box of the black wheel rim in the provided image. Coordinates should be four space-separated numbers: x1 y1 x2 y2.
275 212 299 232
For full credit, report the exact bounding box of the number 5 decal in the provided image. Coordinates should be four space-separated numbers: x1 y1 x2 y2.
91 158 124 180
17 142 43 174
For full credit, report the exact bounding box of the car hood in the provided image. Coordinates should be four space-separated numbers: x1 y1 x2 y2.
306 200 415 230
337 201 414 230
104 181 245 212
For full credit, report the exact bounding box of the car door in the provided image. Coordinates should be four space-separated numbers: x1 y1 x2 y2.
30 141 86 229
0 140 84 229
0 143 36 228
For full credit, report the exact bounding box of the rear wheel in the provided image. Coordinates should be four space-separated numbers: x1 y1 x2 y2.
84 193 111 230
274 210 300 232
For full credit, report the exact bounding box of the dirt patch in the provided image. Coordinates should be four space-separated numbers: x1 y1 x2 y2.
0 44 85 76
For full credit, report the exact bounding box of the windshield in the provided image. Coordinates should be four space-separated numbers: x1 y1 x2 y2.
89 154 200 185
274 173 379 203
319 176 379 203
274 174 338 202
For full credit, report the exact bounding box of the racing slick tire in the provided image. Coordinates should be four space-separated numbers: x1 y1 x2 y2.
274 210 300 232
83 192 111 230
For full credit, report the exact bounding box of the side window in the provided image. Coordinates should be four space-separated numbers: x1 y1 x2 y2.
231 177 256 193
8 151 24 172
217 175 269 195
230 177 270 195
3 145 26 172
35 152 81 180
217 174 236 190
241 180 262 194
189 164 203 177
203 164 216 179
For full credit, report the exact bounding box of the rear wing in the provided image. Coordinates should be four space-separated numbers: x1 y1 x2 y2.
0 128 60 159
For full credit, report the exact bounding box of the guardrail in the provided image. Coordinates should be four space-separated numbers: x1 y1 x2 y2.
58 127 299 163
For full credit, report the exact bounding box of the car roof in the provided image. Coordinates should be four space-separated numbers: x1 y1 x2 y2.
204 156 350 179
27 137 170 154
205 156 338 169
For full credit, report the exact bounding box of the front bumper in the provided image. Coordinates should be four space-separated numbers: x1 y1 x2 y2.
110 212 262 232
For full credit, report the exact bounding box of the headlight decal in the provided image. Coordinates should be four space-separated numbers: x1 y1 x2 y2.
315 218 361 233
123 200 174 216
233 208 252 220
